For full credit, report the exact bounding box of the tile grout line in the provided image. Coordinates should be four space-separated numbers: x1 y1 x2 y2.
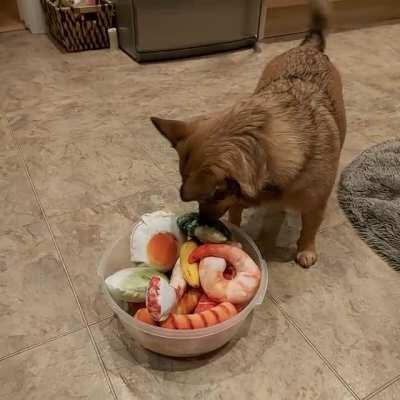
8 126 119 400
88 314 114 326
362 373 400 400
267 293 362 400
0 326 85 363
0 314 115 364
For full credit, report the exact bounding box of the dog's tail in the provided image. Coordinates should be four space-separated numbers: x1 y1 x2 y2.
301 0 329 52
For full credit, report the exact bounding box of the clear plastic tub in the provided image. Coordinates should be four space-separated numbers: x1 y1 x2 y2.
98 223 268 357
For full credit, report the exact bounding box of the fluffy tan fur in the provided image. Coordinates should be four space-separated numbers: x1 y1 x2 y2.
151 1 346 267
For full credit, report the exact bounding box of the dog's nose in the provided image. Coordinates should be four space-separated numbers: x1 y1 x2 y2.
199 203 223 221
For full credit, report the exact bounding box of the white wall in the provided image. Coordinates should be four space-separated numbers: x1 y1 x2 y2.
17 0 47 33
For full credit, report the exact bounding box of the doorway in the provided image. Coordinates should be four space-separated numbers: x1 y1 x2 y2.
0 0 24 33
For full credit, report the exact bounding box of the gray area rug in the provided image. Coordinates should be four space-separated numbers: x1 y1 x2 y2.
338 139 400 271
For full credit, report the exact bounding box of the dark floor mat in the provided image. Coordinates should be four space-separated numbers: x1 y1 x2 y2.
338 139 400 271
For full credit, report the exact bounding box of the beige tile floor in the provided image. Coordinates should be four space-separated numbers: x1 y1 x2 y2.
1 24 400 400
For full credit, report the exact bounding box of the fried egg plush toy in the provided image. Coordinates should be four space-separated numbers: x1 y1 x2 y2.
130 211 185 272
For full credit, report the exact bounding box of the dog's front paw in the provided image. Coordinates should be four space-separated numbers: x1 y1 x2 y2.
296 250 317 268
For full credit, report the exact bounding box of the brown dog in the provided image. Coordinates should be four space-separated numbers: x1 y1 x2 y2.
151 0 346 268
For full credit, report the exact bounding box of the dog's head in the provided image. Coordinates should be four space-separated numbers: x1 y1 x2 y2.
150 115 237 219
151 101 267 219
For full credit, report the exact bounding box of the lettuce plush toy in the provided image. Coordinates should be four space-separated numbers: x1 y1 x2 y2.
105 266 168 302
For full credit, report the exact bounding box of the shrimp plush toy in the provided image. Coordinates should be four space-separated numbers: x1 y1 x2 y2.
161 302 237 329
194 294 218 313
189 244 261 304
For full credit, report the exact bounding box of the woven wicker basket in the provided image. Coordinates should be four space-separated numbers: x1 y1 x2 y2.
41 0 114 52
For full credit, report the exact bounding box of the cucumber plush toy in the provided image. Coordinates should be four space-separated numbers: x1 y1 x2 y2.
177 212 231 243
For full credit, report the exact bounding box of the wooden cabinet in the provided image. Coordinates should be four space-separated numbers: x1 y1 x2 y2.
264 0 400 39
268 0 307 7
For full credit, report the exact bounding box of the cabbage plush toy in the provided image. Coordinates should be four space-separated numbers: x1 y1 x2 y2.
105 266 168 302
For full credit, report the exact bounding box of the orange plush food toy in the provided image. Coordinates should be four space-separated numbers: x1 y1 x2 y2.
128 302 145 316
160 302 237 330
175 288 202 314
134 308 157 326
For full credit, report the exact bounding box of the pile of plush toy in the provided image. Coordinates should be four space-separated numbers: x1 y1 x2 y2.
105 211 261 330
54 0 96 7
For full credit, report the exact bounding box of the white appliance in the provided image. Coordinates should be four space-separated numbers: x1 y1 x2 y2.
17 0 47 34
113 0 264 62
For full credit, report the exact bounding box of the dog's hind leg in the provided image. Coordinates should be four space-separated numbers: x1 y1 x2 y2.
229 204 244 227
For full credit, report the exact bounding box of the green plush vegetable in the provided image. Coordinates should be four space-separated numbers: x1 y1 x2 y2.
105 266 167 302
177 212 231 243
193 225 229 243
176 212 200 236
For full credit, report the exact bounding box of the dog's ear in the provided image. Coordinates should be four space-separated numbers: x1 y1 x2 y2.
222 162 260 200
233 177 258 199
150 117 189 147
180 168 226 202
